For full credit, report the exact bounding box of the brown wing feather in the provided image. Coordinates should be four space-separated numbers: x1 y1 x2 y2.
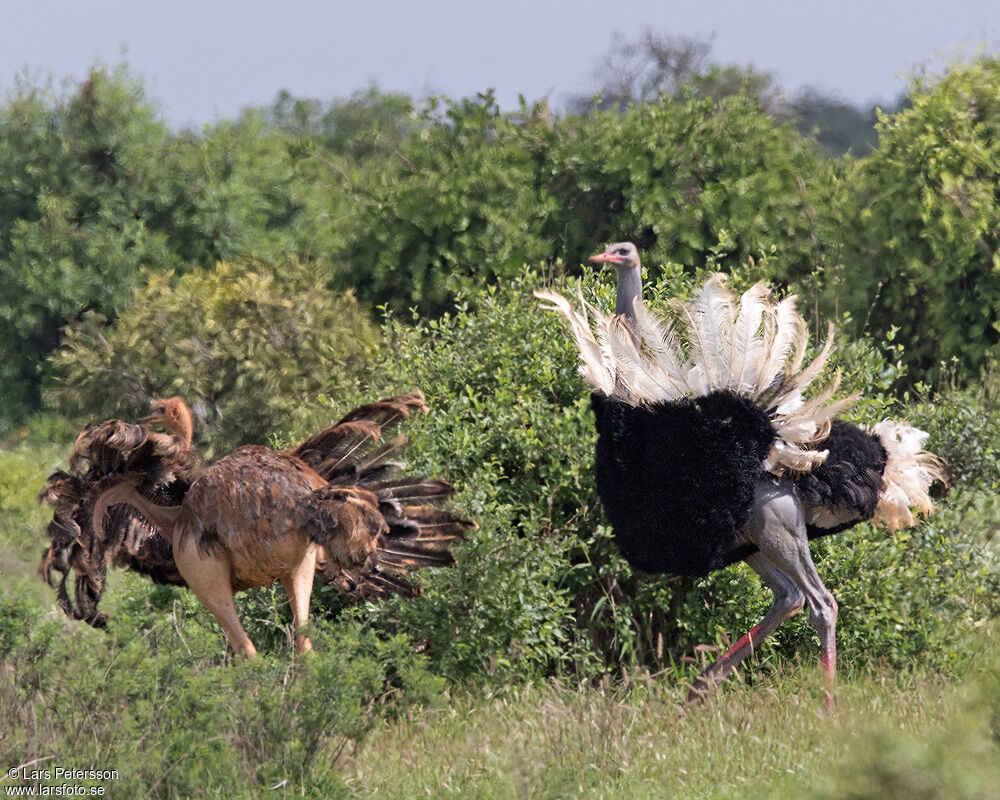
38 418 195 627
291 391 470 600
333 391 429 427
315 482 473 600
290 391 428 480
295 485 386 567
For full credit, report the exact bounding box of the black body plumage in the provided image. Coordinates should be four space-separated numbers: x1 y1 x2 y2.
794 420 888 538
592 390 777 576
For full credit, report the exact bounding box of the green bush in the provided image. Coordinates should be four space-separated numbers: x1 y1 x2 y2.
0 590 442 798
343 93 559 316
544 91 835 287
45 258 380 452
0 67 171 416
339 88 837 319
295 271 1000 684
908 365 1000 490
0 443 66 592
830 58 1000 384
263 85 422 159
150 112 353 269
0 67 357 422
351 275 599 680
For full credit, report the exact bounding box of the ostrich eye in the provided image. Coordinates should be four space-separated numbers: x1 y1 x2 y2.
618 248 630 256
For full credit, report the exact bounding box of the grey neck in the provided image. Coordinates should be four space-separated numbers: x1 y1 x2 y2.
615 266 642 322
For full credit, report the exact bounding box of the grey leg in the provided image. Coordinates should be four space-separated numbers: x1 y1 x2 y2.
687 551 805 702
744 479 839 694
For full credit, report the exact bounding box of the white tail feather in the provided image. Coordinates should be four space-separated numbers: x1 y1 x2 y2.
756 295 805 393
766 440 829 473
731 282 769 394
768 323 836 412
687 275 734 390
632 302 692 398
534 290 615 396
871 420 947 529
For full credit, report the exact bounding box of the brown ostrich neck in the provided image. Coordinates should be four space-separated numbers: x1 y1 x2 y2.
170 406 194 449
93 481 181 546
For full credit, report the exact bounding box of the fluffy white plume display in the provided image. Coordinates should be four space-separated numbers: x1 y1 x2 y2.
871 420 948 529
535 274 858 474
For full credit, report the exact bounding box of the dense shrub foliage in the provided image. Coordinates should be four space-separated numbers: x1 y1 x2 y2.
0 68 170 414
305 274 998 682
46 259 380 451
0 590 443 798
5 58 1000 421
0 69 350 419
908 367 1000 491
343 90 834 317
543 92 834 284
831 59 1000 381
343 94 560 315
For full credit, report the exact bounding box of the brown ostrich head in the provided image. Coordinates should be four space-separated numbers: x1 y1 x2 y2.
142 396 194 447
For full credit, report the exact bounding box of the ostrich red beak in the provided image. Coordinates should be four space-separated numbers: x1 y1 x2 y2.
589 249 625 265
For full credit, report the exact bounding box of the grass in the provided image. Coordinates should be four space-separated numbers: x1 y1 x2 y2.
0 441 67 603
3 435 1000 799
344 660 1000 800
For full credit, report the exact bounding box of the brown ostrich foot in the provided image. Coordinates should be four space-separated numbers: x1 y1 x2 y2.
293 636 314 655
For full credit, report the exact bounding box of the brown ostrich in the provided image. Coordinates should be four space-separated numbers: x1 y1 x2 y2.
88 391 471 656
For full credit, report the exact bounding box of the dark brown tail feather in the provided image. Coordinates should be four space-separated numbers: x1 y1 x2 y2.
313 483 474 600
317 489 474 601
334 390 429 427
371 478 456 501
38 420 193 628
324 568 421 601
290 391 429 480
303 392 473 600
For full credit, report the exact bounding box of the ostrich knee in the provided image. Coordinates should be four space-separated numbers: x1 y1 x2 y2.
778 586 806 619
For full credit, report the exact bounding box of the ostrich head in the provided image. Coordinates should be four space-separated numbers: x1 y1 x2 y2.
142 396 194 446
589 241 640 271
589 242 642 320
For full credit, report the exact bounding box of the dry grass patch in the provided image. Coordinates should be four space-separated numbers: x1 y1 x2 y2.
343 664 982 800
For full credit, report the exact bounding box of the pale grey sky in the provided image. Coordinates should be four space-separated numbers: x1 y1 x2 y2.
1 0 997 126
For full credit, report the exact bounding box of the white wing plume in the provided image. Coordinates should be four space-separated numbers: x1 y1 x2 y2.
534 290 615 397
536 274 851 474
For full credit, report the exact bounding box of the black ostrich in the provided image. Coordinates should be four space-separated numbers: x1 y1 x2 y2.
537 242 944 701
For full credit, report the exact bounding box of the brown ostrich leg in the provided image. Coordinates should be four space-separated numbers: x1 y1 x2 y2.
171 533 261 656
171 531 319 656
